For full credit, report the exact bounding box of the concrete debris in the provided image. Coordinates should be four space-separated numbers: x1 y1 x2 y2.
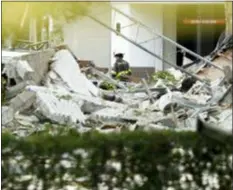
154 92 181 113
209 85 227 104
2 50 54 84
167 67 184 81
2 45 232 136
2 106 14 125
48 49 99 97
14 114 39 127
216 109 232 129
9 91 36 113
2 60 35 84
197 108 232 144
35 90 86 125
16 60 34 80
223 65 232 84
6 80 36 99
219 85 232 105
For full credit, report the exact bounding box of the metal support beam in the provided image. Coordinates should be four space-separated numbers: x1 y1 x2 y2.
88 14 210 86
109 4 223 72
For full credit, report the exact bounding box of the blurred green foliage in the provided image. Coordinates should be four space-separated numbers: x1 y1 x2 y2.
2 130 232 190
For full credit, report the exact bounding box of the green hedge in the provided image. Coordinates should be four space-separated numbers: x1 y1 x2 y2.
2 131 232 190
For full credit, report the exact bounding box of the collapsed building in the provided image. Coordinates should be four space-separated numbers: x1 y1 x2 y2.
1 3 232 138
2 33 232 137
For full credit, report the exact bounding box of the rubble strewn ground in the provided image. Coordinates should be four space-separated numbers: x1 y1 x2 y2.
1 39 232 137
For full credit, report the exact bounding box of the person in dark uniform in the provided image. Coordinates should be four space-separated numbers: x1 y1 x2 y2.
111 53 131 80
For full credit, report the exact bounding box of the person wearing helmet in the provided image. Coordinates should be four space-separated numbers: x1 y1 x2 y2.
111 53 132 80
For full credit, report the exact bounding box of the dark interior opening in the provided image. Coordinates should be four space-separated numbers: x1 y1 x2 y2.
176 3 225 66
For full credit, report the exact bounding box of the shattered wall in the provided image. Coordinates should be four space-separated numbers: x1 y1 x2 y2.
20 50 54 84
2 50 54 84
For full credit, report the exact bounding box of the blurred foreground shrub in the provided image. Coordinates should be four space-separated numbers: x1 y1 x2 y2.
2 131 232 190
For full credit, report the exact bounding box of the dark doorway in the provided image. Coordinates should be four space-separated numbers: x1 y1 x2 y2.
176 3 225 66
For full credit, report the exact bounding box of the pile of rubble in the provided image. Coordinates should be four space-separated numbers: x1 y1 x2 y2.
2 38 232 137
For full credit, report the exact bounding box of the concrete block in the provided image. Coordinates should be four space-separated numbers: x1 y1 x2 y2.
6 80 35 99
2 106 14 125
9 91 36 113
50 49 99 97
2 50 54 84
35 91 86 125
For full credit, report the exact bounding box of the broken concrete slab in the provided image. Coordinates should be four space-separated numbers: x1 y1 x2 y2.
139 100 150 110
153 115 177 127
183 94 211 105
81 101 105 114
49 49 99 97
15 114 39 123
159 93 178 113
219 85 232 105
187 81 206 95
197 113 232 144
172 94 210 109
90 107 127 122
15 60 34 80
2 106 14 125
167 68 184 81
177 117 197 129
101 108 177 127
2 51 31 63
9 90 36 113
34 90 86 125
223 65 232 84
2 50 54 84
6 80 36 99
216 109 232 130
14 114 39 127
27 85 127 111
209 85 227 104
